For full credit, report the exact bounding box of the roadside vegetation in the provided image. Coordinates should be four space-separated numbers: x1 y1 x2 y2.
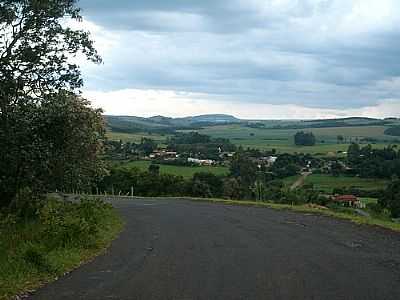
182 198 400 232
0 198 122 300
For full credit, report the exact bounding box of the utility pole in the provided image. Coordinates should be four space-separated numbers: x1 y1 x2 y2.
255 164 265 202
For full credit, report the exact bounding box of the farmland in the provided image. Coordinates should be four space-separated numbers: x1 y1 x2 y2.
106 125 399 155
179 124 399 154
117 160 229 179
304 174 389 193
106 131 169 144
105 115 400 155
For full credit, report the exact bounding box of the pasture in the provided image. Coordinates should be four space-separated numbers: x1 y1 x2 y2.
120 160 229 178
304 174 389 193
106 123 399 156
181 124 399 154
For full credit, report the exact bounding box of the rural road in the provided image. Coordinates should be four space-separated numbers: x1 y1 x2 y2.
290 172 312 190
29 198 400 300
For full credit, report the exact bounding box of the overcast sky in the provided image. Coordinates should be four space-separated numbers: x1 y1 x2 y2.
77 0 400 119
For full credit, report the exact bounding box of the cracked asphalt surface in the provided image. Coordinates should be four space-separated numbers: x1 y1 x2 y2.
29 198 400 300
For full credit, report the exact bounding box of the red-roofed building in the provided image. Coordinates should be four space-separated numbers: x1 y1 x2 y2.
333 195 360 207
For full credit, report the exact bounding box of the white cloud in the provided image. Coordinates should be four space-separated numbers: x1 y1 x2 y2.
83 88 400 119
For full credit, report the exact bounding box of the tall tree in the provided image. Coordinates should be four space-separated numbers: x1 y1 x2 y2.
294 131 316 146
379 180 400 218
347 143 361 165
0 0 102 207
35 92 106 193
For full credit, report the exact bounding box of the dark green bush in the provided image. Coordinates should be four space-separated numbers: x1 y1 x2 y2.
39 198 113 248
22 244 53 273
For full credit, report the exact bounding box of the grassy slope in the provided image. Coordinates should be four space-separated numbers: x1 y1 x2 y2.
0 207 123 300
122 160 229 178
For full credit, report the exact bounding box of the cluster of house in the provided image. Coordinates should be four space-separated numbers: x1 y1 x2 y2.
331 194 365 208
187 158 215 166
148 150 178 160
147 148 282 168
148 150 216 165
146 149 365 209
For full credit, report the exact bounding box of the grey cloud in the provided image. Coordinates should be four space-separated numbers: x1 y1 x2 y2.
78 0 400 110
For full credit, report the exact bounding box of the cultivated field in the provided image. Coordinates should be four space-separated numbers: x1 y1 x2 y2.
179 124 399 154
304 174 389 193
106 120 400 155
121 160 229 178
106 131 169 144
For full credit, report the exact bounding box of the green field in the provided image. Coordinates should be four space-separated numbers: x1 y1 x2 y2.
178 124 399 155
107 122 399 155
106 131 169 144
304 174 389 193
120 160 229 178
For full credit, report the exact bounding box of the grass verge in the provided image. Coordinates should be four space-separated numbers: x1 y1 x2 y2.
0 198 123 300
106 194 400 233
182 197 400 232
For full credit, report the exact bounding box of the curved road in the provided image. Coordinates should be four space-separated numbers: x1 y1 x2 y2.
30 198 400 300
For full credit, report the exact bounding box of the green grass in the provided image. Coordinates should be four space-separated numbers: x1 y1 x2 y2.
180 124 399 155
360 197 378 205
107 124 399 156
120 160 229 178
304 174 389 193
281 175 301 188
0 200 123 300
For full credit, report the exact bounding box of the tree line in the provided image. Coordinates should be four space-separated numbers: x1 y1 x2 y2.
347 144 400 179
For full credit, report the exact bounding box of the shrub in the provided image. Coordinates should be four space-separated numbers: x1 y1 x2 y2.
39 198 113 248
0 197 121 299
22 243 53 273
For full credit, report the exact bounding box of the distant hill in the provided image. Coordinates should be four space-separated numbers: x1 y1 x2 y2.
105 114 399 135
175 114 240 126
274 117 390 129
104 114 241 134
303 117 380 123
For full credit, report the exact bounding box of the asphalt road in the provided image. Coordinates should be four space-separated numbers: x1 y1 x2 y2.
30 198 400 300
